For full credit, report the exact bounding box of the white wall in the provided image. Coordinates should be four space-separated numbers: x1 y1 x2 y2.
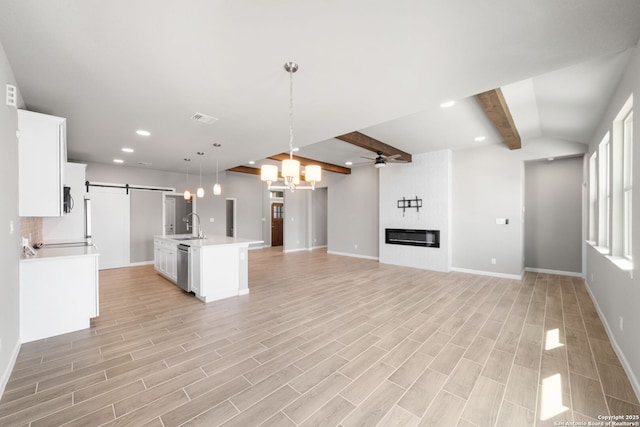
379 150 452 271
452 138 588 278
327 166 379 259
585 45 640 398
0 40 23 398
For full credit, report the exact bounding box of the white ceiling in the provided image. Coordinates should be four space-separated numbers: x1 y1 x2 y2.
0 1 639 175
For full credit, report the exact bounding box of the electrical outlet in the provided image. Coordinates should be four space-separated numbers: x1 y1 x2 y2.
355 244 358 249
491 258 496 265
9 220 14 234
209 217 214 223
620 316 624 331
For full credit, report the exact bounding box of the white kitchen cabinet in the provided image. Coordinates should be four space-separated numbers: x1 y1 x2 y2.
154 238 178 283
43 162 87 240
18 109 67 217
20 248 99 343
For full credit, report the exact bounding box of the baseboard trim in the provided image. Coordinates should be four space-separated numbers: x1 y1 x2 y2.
584 280 640 402
0 339 21 400
308 245 328 251
129 261 154 267
524 267 583 278
283 248 309 254
450 267 523 281
326 251 379 261
238 289 250 296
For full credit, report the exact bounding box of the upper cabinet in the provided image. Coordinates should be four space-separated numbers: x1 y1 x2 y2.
18 109 67 217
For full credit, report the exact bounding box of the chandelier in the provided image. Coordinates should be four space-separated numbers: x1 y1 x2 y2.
261 62 321 191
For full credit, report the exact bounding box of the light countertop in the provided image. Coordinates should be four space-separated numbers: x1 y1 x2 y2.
21 244 99 262
155 234 263 248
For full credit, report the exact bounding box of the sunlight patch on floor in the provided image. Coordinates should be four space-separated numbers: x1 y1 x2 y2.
540 373 570 421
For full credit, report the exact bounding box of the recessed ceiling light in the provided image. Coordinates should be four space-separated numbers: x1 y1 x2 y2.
547 157 555 161
122 147 134 153
248 161 255 165
440 100 455 108
292 147 300 152
136 130 151 136
113 159 124 164
345 161 353 166
474 136 486 142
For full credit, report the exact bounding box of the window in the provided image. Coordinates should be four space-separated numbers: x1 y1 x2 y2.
598 133 610 251
589 152 598 242
622 108 633 260
589 94 634 272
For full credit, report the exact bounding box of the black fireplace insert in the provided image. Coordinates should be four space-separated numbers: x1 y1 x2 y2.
385 228 440 248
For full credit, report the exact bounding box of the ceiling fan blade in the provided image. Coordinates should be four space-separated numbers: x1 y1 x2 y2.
384 154 402 160
360 156 376 160
386 158 409 163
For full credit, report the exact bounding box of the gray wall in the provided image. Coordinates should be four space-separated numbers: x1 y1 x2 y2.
327 166 379 258
283 189 310 252
585 45 640 397
0 40 23 396
312 188 328 248
130 190 163 263
524 156 583 273
452 139 588 277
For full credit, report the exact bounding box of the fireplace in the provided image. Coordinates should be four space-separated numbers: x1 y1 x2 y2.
385 228 440 248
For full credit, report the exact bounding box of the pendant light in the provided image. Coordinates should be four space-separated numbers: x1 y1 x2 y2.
196 152 205 198
183 158 192 200
213 158 222 195
261 61 321 191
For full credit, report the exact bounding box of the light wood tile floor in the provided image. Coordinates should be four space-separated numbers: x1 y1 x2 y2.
2 248 639 426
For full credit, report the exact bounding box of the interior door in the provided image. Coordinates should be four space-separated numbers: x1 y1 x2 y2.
164 197 176 234
90 187 130 270
271 202 284 246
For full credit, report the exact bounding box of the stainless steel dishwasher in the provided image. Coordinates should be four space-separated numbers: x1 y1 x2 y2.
177 243 191 292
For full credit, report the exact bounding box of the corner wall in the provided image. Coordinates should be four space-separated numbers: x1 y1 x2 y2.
585 45 640 398
0 40 23 398
327 166 379 259
452 138 588 278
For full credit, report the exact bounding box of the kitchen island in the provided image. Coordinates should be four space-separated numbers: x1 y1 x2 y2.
154 235 263 303
20 243 99 342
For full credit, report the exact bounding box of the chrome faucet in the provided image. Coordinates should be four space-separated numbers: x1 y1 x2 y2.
186 212 204 238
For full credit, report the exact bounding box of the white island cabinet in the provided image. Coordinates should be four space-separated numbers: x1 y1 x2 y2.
154 238 178 282
154 235 262 302
20 245 99 343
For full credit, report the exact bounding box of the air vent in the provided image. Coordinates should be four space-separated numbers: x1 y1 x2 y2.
137 161 152 166
191 112 218 124
6 84 17 107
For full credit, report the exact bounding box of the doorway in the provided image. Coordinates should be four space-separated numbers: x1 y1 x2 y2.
164 197 176 234
163 193 193 235
271 202 284 246
226 198 236 237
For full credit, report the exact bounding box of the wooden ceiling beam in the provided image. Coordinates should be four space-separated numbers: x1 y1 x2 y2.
475 88 521 150
227 165 261 175
335 131 412 162
268 153 351 175
229 155 351 176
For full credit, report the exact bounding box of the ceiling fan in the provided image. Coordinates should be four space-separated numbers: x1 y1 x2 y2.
358 151 408 168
